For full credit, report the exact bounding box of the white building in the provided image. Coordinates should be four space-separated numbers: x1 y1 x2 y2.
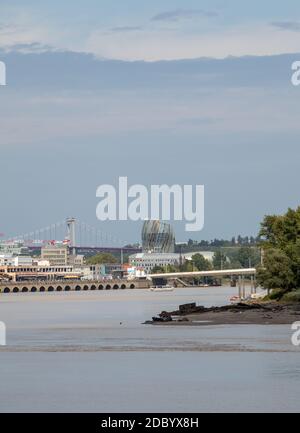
129 253 182 274
183 251 214 262
0 241 29 256
0 255 33 266
0 254 13 266
13 256 33 266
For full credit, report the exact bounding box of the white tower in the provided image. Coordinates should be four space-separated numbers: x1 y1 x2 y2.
66 217 76 256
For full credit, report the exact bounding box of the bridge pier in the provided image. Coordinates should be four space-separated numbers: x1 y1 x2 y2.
242 275 246 299
250 275 254 295
238 276 242 298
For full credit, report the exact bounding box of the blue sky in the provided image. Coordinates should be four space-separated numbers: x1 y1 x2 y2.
0 1 300 244
2 1 300 60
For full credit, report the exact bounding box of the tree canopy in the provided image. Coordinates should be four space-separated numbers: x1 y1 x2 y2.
86 253 118 265
257 206 300 296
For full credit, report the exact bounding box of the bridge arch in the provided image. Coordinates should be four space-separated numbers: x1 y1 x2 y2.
22 287 29 293
98 284 104 290
83 285 89 291
4 287 10 293
39 287 45 292
130 284 135 289
64 286 71 291
91 285 96 290
13 287 19 293
121 284 126 290
57 286 63 292
113 284 119 290
106 284 111 290
31 287 37 293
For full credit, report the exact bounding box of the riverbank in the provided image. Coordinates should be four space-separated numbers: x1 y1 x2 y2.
146 302 300 326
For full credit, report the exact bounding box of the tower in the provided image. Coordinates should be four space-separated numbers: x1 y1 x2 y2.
66 217 76 256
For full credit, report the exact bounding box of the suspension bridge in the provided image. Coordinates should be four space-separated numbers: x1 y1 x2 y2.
1 218 142 255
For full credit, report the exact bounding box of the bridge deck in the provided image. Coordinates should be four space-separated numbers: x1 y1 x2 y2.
148 268 257 279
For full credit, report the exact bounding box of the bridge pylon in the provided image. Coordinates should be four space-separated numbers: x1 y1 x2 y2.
66 217 76 255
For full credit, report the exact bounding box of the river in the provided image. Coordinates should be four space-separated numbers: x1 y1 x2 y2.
0 286 299 413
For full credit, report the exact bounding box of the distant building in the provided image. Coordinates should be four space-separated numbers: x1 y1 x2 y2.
0 254 13 266
129 253 182 274
0 255 33 267
79 263 123 280
183 251 214 262
41 245 69 266
0 264 81 282
68 254 84 267
12 256 33 266
142 220 175 253
33 259 51 267
0 241 29 256
126 266 146 279
41 244 84 267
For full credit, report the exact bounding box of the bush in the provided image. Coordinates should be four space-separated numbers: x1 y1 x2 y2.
281 290 300 303
268 288 284 300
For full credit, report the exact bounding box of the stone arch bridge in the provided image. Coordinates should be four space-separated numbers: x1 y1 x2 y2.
0 279 149 294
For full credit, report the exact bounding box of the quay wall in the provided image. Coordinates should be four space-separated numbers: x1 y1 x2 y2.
0 279 150 294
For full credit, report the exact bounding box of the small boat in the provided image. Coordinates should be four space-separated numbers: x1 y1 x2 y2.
150 285 174 292
251 292 265 300
230 296 242 304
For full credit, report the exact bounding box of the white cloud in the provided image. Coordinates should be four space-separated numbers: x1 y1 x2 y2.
86 23 300 61
151 9 218 22
1 7 300 62
0 8 72 53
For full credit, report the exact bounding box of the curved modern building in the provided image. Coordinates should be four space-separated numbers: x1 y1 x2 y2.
142 220 175 253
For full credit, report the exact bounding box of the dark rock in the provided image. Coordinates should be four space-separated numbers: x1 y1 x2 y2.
179 303 197 314
152 316 173 323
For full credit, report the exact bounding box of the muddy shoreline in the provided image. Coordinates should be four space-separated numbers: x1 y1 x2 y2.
145 302 300 326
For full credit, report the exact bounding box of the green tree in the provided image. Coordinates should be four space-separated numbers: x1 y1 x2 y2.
257 248 295 293
260 207 300 248
151 265 166 274
86 253 118 265
258 206 300 297
212 250 228 270
191 253 212 271
182 260 195 272
165 264 178 273
236 246 259 268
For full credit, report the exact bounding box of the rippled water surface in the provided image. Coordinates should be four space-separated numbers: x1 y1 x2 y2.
0 287 299 412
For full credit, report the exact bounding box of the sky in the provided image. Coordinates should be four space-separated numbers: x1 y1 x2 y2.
0 1 300 244
2 0 300 60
